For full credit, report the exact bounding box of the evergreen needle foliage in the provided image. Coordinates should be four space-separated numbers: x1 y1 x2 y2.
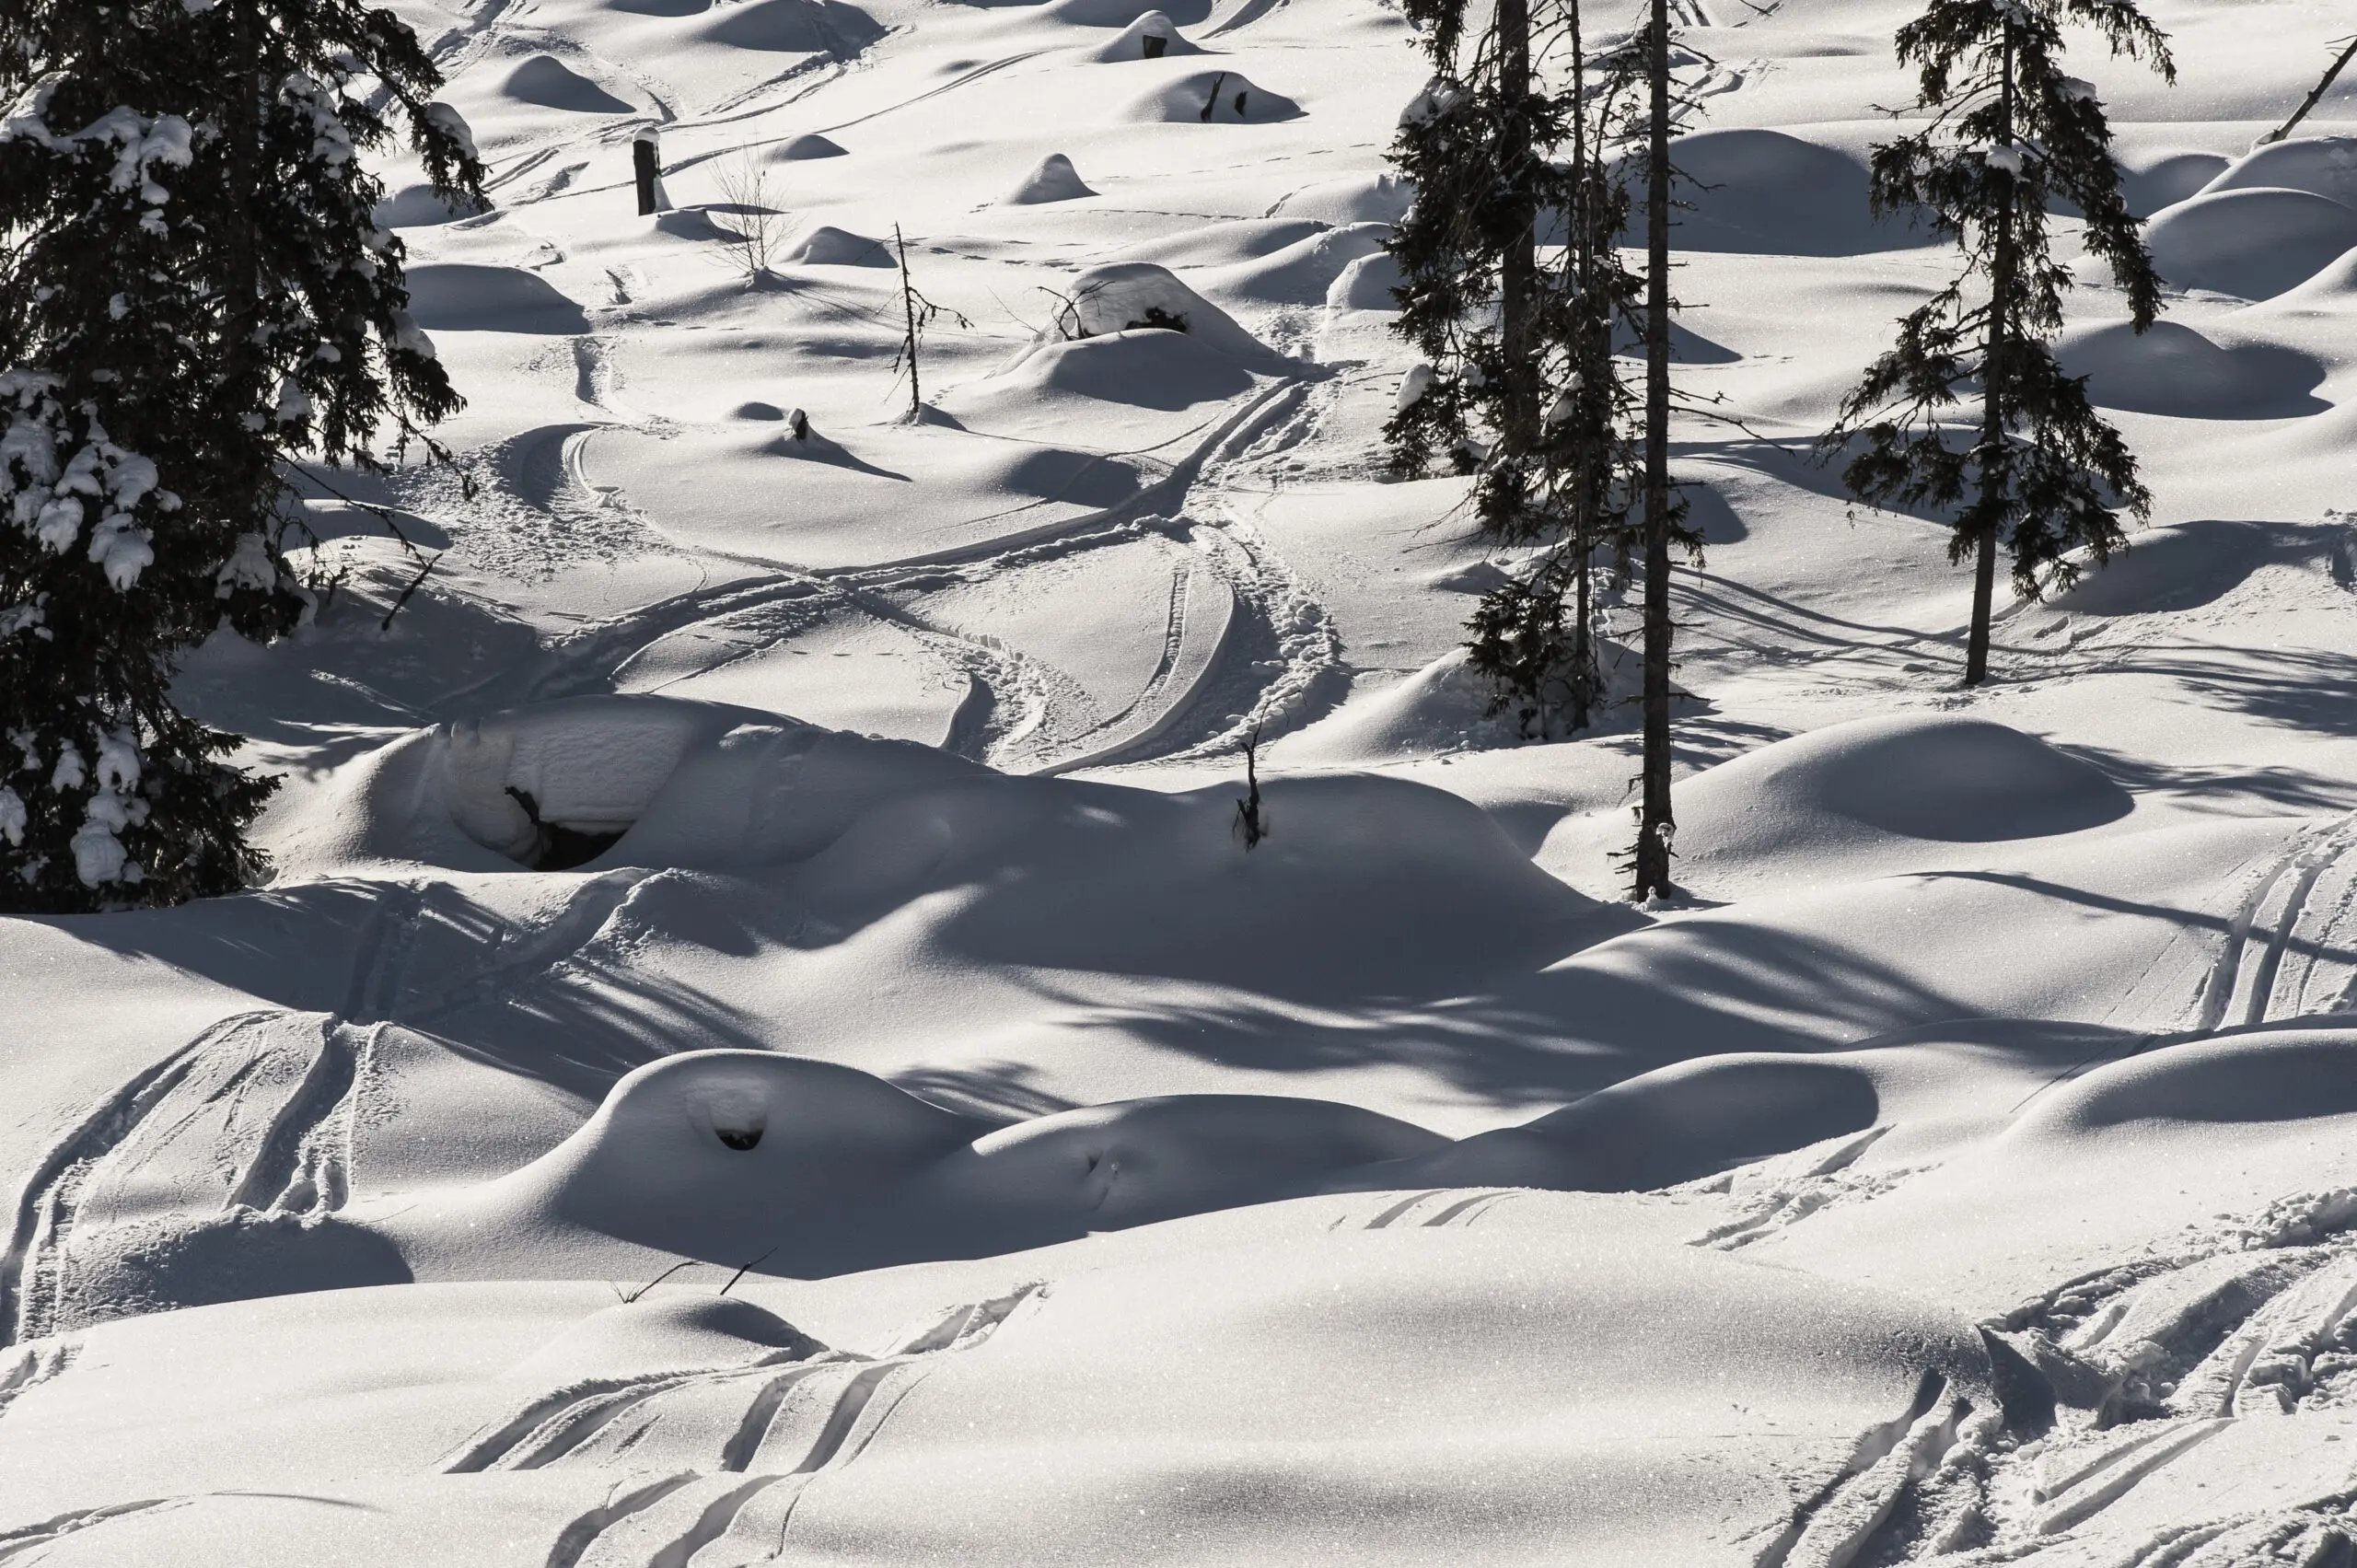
1825 0 2175 687
1386 0 1643 737
0 0 483 911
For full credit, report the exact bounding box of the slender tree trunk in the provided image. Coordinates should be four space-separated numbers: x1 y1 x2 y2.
223 0 261 394
1964 32 2016 689
896 225 922 417
1632 0 1675 900
1496 0 1538 454
2262 33 2357 147
1566 0 1592 734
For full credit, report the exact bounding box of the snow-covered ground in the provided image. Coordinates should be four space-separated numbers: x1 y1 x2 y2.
9 0 2357 1561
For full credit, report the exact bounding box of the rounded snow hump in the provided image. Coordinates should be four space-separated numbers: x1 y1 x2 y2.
500 54 634 114
1030 261 1275 358
1120 70 1301 124
1081 10 1204 60
772 132 848 160
2055 319 2326 419
401 1050 1450 1272
1003 152 1097 204
2143 187 2357 299
783 224 896 266
1668 714 2132 891
1632 128 1922 256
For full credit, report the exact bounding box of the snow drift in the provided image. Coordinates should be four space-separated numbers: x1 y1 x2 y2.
401 264 591 333
1120 69 1301 123
1002 152 1096 203
499 54 634 113
2143 186 2357 298
2055 319 2327 419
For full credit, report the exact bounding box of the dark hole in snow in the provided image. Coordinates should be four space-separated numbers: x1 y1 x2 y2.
716 1127 763 1151
1122 305 1190 333
1142 32 1167 57
504 785 629 871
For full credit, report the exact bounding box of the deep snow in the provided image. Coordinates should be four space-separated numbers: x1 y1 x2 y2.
9 0 2357 1562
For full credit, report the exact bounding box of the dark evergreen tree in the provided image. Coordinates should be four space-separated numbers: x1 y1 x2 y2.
1387 0 1643 737
0 0 483 911
1462 9 1648 738
1824 0 2173 687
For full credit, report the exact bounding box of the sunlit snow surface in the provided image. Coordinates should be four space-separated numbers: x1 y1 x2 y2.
10 0 2357 1561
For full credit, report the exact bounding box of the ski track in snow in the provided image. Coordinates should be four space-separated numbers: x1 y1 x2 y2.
0 870 669 1347
445 1286 1042 1566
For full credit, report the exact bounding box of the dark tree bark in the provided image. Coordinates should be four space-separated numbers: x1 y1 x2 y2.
1631 0 1677 901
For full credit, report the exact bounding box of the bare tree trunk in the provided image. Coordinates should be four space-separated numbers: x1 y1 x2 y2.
1964 32 2016 690
1496 0 1538 455
896 224 922 418
223 0 261 396
1566 0 1593 736
2261 33 2357 147
1631 0 1676 900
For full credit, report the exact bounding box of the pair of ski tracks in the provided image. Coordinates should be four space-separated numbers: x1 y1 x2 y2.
458 1286 1046 1568
0 874 650 1351
525 375 1332 773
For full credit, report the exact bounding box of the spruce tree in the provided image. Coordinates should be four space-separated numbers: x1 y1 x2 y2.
0 1 483 911
1461 9 1647 738
1387 0 1642 737
1825 0 2173 687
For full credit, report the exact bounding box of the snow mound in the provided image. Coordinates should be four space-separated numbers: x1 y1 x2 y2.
2054 319 2327 419
1080 11 1204 60
373 182 487 227
2014 1025 2357 1139
403 1051 1461 1272
1002 152 1096 204
1334 1053 1881 1193
783 224 896 265
272 696 982 876
1325 248 1402 310
2199 134 2357 209
2119 150 2228 217
1110 216 1326 267
968 331 1260 422
1676 714 2131 876
772 131 847 160
699 0 884 52
499 54 635 113
401 263 591 333
1266 171 1413 226
650 205 735 242
1120 69 1301 123
2144 186 2357 298
1196 222 1388 305
1644 128 1920 256
2250 243 2357 308
1280 644 1639 764
1035 261 1274 357
1045 0 1211 26
2039 519 2285 616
